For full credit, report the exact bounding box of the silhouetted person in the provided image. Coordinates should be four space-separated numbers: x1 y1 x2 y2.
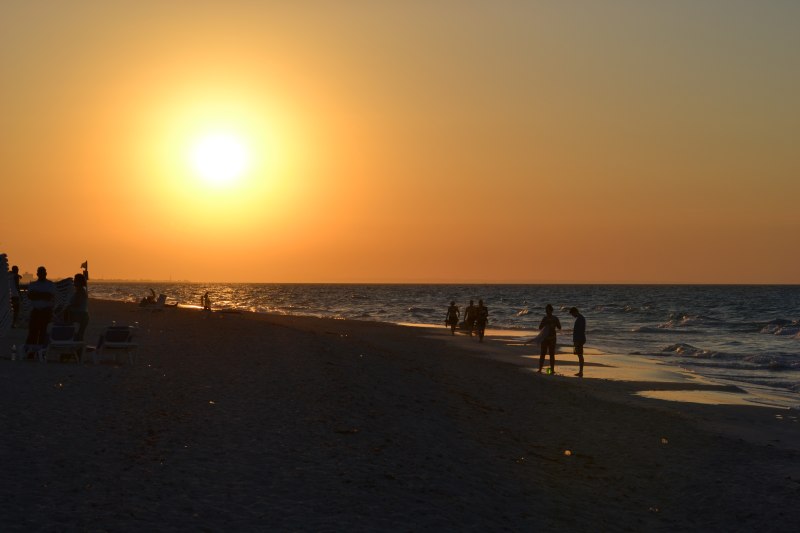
445 301 459 335
26 266 56 352
464 300 477 336
202 292 212 311
140 288 156 306
9 265 21 327
65 273 89 341
476 299 489 342
570 307 586 377
538 304 561 374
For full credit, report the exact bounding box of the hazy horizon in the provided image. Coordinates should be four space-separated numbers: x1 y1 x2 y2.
3 1 798 283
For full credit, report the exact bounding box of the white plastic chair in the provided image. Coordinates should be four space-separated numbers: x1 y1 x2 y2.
43 323 85 363
94 325 138 365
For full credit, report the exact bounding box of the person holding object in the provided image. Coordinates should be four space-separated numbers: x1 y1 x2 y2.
537 304 561 374
570 307 586 377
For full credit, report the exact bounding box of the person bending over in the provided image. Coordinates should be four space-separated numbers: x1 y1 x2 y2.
538 304 561 374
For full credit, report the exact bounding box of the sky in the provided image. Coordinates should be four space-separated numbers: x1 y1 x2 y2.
2 1 798 283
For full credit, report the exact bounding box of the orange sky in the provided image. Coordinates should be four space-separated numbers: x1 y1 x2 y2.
2 2 798 283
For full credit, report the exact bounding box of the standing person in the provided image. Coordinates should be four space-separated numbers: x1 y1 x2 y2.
537 304 562 375
202 292 212 311
570 307 586 377
463 300 477 336
26 266 56 353
9 265 21 327
445 301 460 335
475 299 489 342
64 273 89 341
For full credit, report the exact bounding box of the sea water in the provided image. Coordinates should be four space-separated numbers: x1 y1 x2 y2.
88 283 800 406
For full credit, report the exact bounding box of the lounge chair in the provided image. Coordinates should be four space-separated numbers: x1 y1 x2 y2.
139 293 167 312
43 322 85 363
94 325 139 365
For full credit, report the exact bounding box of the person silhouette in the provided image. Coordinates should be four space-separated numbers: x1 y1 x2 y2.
475 299 489 342
570 307 586 377
26 266 56 353
445 301 460 335
463 300 477 336
9 265 21 327
64 273 89 341
202 292 212 311
537 304 561 374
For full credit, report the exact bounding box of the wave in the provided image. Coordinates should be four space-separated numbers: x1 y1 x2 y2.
760 319 800 336
632 326 701 334
743 353 800 370
653 312 725 329
516 308 531 317
407 307 438 315
660 343 720 358
683 357 800 373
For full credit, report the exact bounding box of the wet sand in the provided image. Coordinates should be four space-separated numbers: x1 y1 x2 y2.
0 300 798 531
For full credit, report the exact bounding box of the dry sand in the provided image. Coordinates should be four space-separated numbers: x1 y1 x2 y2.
1 300 798 531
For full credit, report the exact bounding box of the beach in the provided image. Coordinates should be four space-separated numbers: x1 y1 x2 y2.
1 300 798 531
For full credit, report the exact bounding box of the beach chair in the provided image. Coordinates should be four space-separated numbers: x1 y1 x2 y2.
43 322 85 363
94 325 139 365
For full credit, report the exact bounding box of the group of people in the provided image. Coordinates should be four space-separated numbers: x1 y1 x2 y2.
445 299 489 342
8 263 90 357
445 299 587 377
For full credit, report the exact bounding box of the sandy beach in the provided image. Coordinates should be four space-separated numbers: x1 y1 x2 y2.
1 300 798 531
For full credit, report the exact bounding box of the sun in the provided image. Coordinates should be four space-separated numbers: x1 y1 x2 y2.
189 133 250 186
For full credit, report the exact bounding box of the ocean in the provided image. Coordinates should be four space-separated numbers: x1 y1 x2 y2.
88 282 800 407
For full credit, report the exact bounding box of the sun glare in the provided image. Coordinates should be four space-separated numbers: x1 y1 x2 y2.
190 133 250 185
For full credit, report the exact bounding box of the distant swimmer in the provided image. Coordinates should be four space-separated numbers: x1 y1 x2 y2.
464 300 477 336
570 307 586 377
475 299 489 342
140 288 157 306
537 304 561 375
445 301 460 335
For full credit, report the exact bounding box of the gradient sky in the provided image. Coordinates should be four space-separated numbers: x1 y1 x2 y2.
2 1 798 283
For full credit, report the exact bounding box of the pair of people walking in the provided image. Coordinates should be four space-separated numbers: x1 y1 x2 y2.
526 304 586 377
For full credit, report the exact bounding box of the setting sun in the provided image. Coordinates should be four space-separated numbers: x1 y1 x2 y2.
190 133 250 186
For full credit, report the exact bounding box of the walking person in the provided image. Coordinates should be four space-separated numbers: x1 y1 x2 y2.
537 304 561 374
445 301 460 335
570 307 586 377
463 300 477 336
475 299 489 342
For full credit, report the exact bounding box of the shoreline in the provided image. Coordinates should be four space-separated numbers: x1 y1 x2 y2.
1 299 798 530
